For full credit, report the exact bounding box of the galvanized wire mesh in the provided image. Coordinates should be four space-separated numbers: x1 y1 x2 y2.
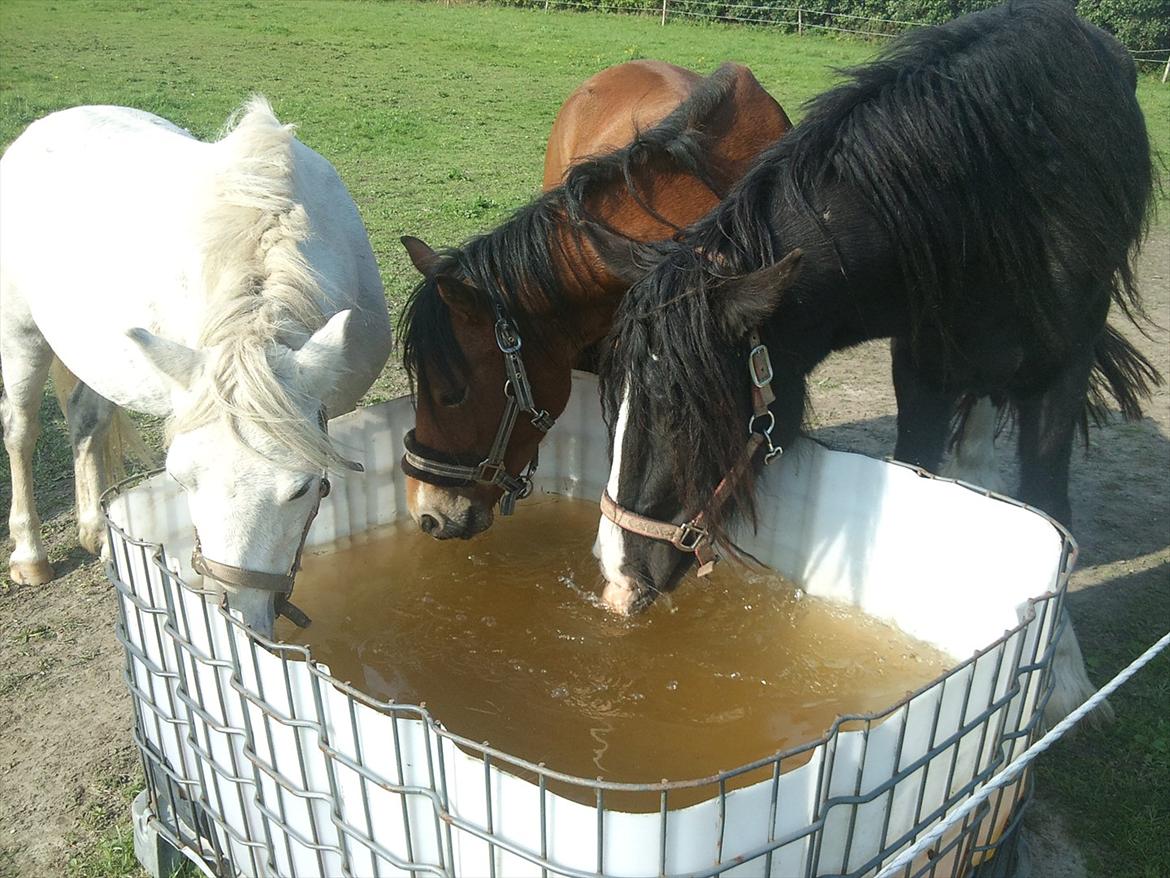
104 460 1066 878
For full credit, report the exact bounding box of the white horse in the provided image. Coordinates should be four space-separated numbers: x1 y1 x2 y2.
1 98 392 637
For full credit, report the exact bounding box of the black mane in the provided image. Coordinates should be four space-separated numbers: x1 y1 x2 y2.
399 63 747 394
603 0 1154 541
783 0 1151 345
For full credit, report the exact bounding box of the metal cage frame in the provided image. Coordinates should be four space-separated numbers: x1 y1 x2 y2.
103 451 1069 878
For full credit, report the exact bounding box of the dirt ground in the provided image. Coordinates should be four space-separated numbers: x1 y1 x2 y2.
0 226 1166 877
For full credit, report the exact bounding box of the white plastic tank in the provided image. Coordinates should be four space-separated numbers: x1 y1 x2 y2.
105 373 1067 877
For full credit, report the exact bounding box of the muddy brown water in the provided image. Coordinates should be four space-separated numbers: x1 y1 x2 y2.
278 495 953 809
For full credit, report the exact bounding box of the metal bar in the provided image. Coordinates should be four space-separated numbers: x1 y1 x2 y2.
387 713 420 876
659 786 669 876
484 751 498 878
310 669 355 878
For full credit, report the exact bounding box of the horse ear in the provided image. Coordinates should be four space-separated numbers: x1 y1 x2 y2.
400 235 485 321
293 310 351 402
126 328 206 391
716 249 803 338
401 235 440 276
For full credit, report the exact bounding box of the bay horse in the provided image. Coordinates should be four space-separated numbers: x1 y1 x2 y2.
595 1 1157 725
0 98 393 637
399 60 790 538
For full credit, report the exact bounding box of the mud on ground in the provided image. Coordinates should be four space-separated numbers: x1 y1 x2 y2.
1 228 1166 876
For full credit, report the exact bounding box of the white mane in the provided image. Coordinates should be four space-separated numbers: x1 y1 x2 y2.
170 96 338 469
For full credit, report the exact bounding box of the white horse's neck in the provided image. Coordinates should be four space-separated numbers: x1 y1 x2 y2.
197 97 325 352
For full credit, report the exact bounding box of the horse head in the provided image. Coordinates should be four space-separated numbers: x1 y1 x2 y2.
399 235 574 540
595 248 803 615
127 310 356 639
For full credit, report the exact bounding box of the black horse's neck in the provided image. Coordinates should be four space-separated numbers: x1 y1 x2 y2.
763 184 907 365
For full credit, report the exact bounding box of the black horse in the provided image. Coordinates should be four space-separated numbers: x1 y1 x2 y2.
594 0 1157 622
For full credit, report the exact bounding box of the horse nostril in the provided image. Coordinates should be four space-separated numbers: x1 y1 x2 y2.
420 514 440 535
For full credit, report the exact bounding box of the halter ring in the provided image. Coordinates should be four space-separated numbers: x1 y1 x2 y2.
749 410 775 439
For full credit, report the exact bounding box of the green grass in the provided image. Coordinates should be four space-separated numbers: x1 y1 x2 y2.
0 0 878 402
1 1 1167 875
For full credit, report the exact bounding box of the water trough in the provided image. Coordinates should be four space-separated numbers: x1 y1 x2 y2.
104 372 1071 878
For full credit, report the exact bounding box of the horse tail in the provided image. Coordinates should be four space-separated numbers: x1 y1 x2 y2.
103 410 156 482
49 356 78 420
1082 325 1163 437
49 358 155 483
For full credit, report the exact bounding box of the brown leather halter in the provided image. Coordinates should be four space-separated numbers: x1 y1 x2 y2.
401 296 555 515
189 408 338 629
600 330 781 577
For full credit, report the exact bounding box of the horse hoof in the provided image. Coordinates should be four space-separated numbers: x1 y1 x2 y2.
78 523 107 556
8 559 55 585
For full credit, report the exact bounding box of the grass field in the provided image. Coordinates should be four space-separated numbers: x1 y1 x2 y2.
1 1 1167 876
2 0 1165 402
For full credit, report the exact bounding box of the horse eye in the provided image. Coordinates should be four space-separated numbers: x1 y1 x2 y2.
438 385 469 408
288 480 313 502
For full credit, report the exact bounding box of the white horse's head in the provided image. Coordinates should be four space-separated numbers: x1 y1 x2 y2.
128 310 354 639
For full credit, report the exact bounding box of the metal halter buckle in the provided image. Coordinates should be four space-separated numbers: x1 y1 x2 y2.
749 410 783 465
494 318 522 354
477 460 507 484
748 343 774 388
672 521 709 552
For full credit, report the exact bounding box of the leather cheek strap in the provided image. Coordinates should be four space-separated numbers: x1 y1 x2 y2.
189 476 329 629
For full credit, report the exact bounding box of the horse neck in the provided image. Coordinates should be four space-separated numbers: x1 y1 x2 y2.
538 216 629 356
549 164 735 352
764 187 909 377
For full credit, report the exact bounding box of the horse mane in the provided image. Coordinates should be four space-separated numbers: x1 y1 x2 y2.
400 63 746 394
600 169 788 549
604 0 1154 542
784 0 1152 350
169 96 337 469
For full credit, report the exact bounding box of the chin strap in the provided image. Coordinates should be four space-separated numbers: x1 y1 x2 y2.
599 329 781 577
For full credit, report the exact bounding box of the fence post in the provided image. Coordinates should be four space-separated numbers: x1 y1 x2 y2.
798 8 803 35
545 0 550 11
1163 55 1169 84
661 0 667 26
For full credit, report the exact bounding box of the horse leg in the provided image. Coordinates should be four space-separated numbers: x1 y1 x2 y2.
1014 347 1112 729
0 315 55 585
891 338 958 474
51 360 118 556
940 397 1003 493
1014 347 1095 527
1045 606 1114 731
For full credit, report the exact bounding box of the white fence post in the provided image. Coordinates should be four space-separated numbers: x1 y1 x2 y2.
798 8 803 35
661 0 667 26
